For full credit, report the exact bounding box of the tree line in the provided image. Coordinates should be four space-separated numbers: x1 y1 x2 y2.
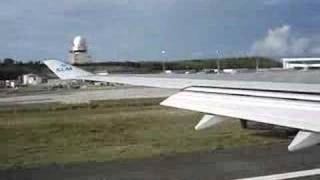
0 58 49 80
0 57 281 80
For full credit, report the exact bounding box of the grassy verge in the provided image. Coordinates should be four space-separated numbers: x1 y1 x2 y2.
1 98 287 169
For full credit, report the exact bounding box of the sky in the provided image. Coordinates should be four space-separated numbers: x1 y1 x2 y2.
1 0 320 62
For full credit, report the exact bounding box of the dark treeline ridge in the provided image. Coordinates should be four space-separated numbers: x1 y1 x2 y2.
78 57 281 70
165 57 281 70
78 57 281 72
0 58 51 80
0 57 281 80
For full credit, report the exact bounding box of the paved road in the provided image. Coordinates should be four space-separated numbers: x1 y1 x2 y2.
2 144 320 180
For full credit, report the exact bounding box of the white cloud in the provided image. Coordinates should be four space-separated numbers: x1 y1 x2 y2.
250 25 311 57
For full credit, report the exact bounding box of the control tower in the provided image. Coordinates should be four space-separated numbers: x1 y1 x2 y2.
69 36 91 64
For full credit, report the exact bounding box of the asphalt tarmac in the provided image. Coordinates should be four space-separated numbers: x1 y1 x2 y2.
0 87 177 105
1 144 320 180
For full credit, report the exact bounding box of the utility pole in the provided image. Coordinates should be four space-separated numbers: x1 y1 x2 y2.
216 50 221 74
161 50 166 72
256 57 259 72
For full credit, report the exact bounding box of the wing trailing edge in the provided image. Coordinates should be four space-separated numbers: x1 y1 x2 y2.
161 88 320 151
160 90 320 132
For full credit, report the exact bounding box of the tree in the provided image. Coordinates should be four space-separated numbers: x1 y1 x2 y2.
3 58 15 65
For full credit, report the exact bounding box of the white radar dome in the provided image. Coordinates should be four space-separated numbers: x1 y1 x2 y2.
72 36 87 51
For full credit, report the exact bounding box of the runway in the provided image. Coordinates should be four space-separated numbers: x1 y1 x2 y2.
0 87 177 105
127 69 320 84
2 144 320 180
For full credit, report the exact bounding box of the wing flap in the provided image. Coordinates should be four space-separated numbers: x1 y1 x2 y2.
161 91 320 132
288 131 320 151
195 114 229 130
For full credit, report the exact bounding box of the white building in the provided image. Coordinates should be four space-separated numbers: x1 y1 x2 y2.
69 36 91 64
282 58 320 70
95 71 109 76
22 74 43 85
4 80 16 88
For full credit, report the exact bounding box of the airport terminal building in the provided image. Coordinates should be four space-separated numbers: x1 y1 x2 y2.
282 58 320 70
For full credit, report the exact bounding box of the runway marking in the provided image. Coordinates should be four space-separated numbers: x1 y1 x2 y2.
235 168 320 180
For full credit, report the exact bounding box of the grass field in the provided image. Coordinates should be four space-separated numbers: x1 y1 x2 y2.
1 98 287 169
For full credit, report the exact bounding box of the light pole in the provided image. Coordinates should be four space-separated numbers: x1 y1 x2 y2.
216 50 222 74
161 50 166 72
255 57 259 72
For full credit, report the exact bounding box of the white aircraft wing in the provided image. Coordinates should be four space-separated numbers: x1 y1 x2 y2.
44 60 320 151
